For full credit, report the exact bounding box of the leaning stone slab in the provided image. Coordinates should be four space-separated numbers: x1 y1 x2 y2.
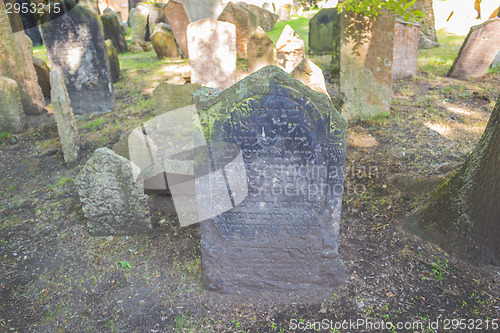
187 18 236 89
340 11 394 120
50 70 80 164
291 57 329 96
32 57 51 98
447 17 500 79
218 1 257 58
0 3 45 115
247 26 274 73
199 66 347 293
163 0 191 58
75 148 153 236
41 1 114 114
101 13 128 53
241 3 277 32
276 24 305 73
151 23 181 59
105 40 121 83
0 77 25 134
309 8 340 55
393 20 420 80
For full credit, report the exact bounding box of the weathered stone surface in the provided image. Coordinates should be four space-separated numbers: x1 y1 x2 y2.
276 24 305 73
50 70 80 164
415 0 438 48
187 18 236 89
41 1 114 114
0 76 25 133
200 65 347 293
78 0 100 13
129 5 149 42
448 18 500 79
393 20 420 80
492 50 500 67
277 3 291 20
105 40 121 83
0 2 45 115
18 0 43 45
151 23 181 59
291 57 328 95
178 0 223 22
103 8 122 23
75 147 153 236
247 26 274 73
141 2 168 30
32 57 51 99
128 40 151 53
218 2 256 58
164 0 191 58
340 11 394 120
153 82 201 114
101 13 128 53
309 8 340 55
241 3 277 31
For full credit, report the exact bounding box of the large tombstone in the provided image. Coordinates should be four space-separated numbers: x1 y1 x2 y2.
187 18 236 89
41 1 114 114
447 18 500 79
0 2 45 115
199 66 347 293
276 24 305 73
178 0 223 22
50 70 81 164
101 13 128 53
0 77 25 133
76 148 153 236
309 8 340 55
217 2 257 58
151 23 181 59
247 26 274 73
392 20 420 80
163 0 191 58
340 11 394 120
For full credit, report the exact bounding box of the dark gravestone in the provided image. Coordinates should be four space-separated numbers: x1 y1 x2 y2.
200 66 347 293
309 8 340 56
41 1 114 114
101 13 128 53
17 0 43 45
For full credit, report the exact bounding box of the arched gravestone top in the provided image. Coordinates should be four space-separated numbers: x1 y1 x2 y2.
309 7 340 55
199 65 347 293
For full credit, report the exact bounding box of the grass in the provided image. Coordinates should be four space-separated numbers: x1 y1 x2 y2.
33 45 49 63
417 30 465 76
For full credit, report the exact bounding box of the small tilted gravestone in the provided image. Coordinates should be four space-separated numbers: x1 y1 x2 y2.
447 17 500 79
276 25 305 73
187 18 236 89
76 148 153 236
163 0 191 58
0 2 45 115
151 23 181 59
50 70 80 164
217 1 257 58
41 0 114 114
199 66 347 293
101 13 127 53
309 8 340 55
340 11 394 120
392 19 420 80
291 58 329 96
247 26 274 73
0 77 25 133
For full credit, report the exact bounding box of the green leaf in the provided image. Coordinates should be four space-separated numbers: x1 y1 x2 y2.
119 261 132 269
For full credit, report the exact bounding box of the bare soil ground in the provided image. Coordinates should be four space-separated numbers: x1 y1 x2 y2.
1 35 500 332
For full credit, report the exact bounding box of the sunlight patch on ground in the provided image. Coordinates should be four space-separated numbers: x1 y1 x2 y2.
425 122 453 139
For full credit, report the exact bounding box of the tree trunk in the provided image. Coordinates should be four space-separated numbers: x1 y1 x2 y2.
405 98 500 265
415 0 438 44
